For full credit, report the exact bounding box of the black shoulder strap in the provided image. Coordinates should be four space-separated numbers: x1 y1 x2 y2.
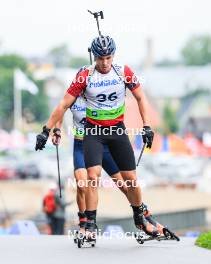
81 64 95 98
112 64 126 85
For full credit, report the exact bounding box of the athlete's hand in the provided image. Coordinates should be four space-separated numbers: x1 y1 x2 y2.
52 128 61 145
35 126 50 151
142 126 154 149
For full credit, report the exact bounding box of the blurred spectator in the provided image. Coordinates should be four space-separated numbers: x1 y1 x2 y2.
43 181 70 235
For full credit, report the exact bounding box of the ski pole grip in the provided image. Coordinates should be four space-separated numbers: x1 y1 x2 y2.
100 11 104 19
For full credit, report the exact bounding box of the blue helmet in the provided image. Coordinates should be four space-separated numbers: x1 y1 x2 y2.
91 35 116 57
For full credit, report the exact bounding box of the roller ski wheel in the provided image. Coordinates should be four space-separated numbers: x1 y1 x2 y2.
76 231 97 248
85 229 97 246
134 232 145 244
74 228 86 244
134 231 160 245
163 227 180 241
77 236 96 248
86 236 96 247
73 230 78 244
74 231 86 248
77 236 84 248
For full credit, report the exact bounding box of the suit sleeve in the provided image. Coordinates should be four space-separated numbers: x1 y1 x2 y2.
124 65 142 92
66 68 89 97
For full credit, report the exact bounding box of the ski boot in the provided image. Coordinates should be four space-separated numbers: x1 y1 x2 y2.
143 203 164 235
77 210 97 248
85 210 98 247
132 204 160 238
74 212 87 244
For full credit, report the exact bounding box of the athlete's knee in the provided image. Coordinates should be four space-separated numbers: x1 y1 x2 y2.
87 166 101 183
87 171 99 182
121 185 128 195
74 169 87 189
121 170 137 181
112 173 129 195
121 171 139 188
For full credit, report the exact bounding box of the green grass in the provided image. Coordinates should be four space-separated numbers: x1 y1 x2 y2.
195 232 211 250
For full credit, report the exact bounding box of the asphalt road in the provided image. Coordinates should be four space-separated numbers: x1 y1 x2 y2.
0 236 211 264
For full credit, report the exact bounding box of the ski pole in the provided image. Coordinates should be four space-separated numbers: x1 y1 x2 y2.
88 47 93 64
87 10 104 64
56 144 62 198
87 10 104 36
0 191 10 227
136 143 146 167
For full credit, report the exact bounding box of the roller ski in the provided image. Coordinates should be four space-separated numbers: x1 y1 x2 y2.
134 204 180 244
135 227 180 244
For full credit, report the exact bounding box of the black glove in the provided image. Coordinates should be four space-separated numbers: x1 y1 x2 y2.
52 128 61 145
35 126 50 151
142 126 154 149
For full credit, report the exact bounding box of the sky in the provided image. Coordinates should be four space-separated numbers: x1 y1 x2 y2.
0 0 211 66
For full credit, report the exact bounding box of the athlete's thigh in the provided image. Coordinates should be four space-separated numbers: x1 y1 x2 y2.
73 139 85 170
108 133 136 171
102 144 119 176
83 134 104 169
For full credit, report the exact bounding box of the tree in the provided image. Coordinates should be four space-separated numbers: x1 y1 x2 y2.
22 79 49 123
182 35 211 65
47 44 71 67
0 54 26 70
163 102 178 134
0 54 27 129
47 44 89 68
156 58 180 67
0 54 49 130
0 68 14 129
69 56 89 68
